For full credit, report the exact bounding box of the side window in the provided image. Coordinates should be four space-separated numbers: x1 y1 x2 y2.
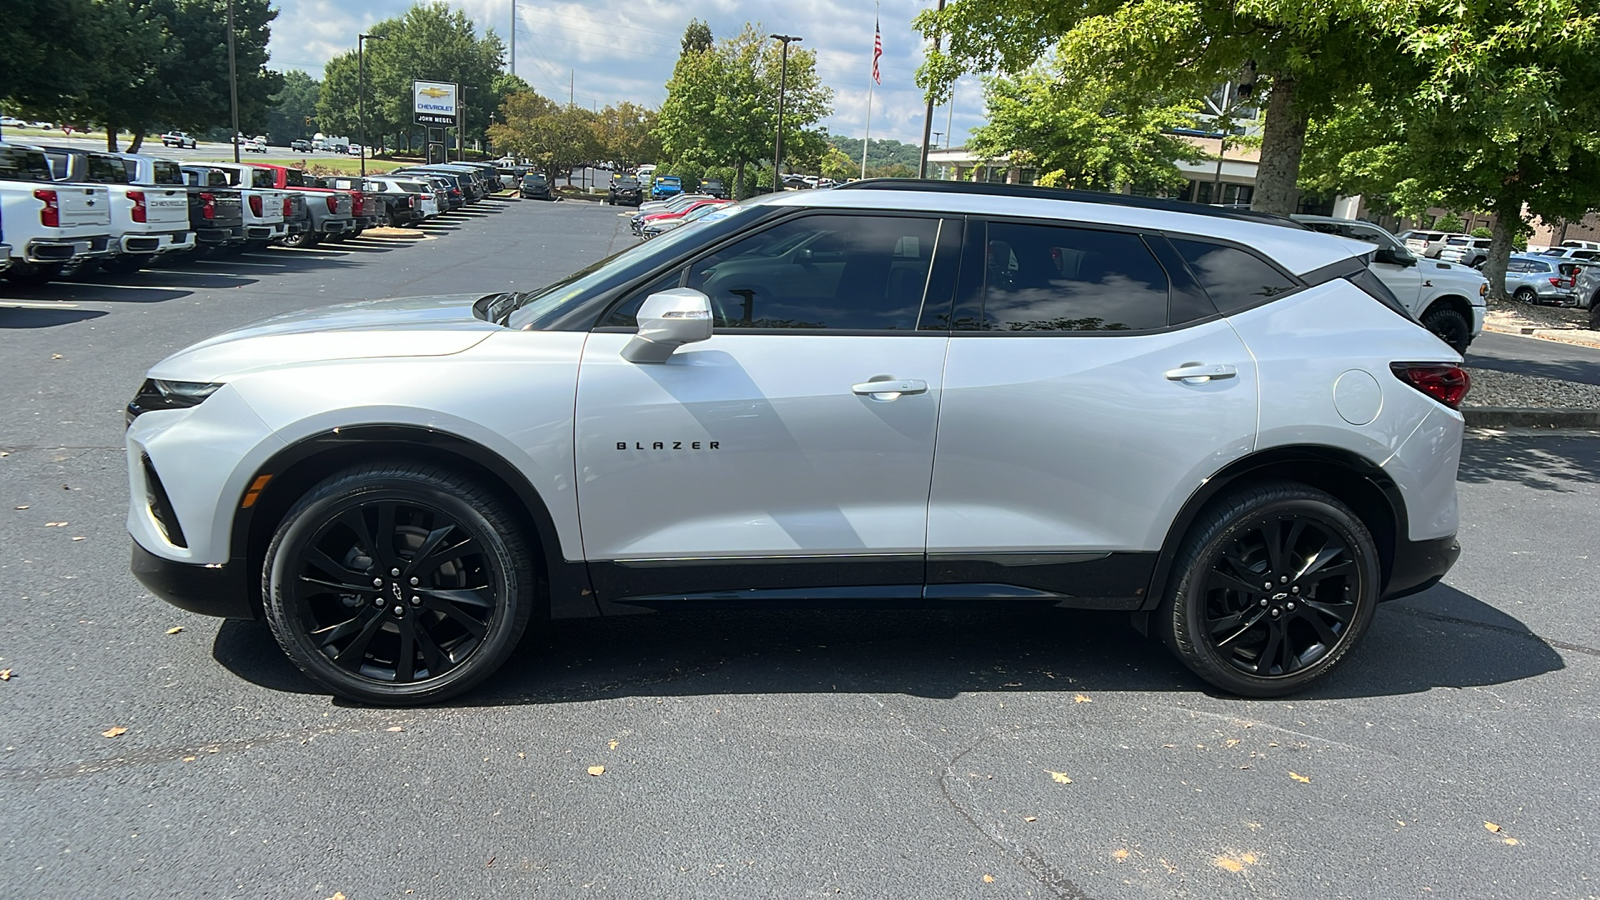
1170 238 1299 315
1506 260 1531 273
684 214 940 330
600 268 688 328
977 222 1169 331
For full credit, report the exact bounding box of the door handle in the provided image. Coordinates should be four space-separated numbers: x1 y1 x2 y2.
1164 363 1238 385
852 378 929 400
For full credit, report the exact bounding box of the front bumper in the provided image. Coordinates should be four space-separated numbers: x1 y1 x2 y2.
1383 535 1460 600
132 542 255 618
1471 305 1486 337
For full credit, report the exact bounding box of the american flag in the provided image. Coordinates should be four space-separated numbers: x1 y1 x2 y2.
871 18 882 84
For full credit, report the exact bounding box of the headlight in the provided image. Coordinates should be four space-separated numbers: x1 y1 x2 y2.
126 379 225 426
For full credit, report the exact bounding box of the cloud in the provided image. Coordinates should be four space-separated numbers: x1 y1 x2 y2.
266 0 989 146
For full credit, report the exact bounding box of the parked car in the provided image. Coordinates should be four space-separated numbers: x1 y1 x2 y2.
607 175 643 206
1569 261 1600 311
367 177 439 221
125 179 1468 704
1536 246 1600 262
178 165 247 248
700 178 727 199
519 172 554 201
1504 254 1577 305
1293 215 1487 353
205 162 291 250
1398 230 1451 259
40 144 192 274
631 198 732 235
160 131 197 149
0 142 112 285
243 139 267 154
250 163 355 247
649 175 684 201
636 193 711 216
1560 239 1600 251
1437 235 1490 268
329 176 419 227
290 139 313 153
639 199 733 237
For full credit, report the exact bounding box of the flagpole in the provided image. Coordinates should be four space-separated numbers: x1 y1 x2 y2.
861 3 880 180
860 83 873 180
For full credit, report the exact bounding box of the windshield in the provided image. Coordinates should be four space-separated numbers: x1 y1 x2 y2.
504 202 762 330
150 160 184 185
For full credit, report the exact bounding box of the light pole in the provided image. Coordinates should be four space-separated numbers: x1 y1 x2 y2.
358 33 383 176
227 0 240 164
918 0 947 178
769 34 801 186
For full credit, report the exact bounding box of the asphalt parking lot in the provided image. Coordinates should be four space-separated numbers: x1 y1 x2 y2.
2 198 1597 899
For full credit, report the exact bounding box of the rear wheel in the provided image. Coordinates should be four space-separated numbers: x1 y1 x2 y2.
1421 306 1472 354
1158 482 1380 697
281 230 319 248
1513 286 1538 304
263 463 536 705
100 254 150 275
3 261 66 286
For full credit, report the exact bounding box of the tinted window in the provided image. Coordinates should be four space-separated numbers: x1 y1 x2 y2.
89 154 128 184
1170 239 1299 315
151 161 184 185
284 169 306 187
685 214 941 330
0 146 55 182
977 222 1169 331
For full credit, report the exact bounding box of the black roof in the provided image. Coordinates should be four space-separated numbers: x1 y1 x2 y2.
832 178 1305 229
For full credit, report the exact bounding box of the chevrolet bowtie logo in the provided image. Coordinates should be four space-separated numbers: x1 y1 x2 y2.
419 87 450 98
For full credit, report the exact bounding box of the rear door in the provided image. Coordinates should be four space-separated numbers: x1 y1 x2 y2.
925 220 1261 605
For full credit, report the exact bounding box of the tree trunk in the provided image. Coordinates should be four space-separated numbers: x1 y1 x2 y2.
1483 194 1524 301
105 122 119 153
735 159 747 200
128 132 144 153
1250 72 1309 216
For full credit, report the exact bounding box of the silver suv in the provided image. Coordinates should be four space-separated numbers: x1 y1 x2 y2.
126 181 1468 704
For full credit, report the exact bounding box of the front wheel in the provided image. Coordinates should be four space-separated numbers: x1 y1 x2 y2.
1513 286 1537 304
263 464 536 705
1158 482 1380 697
280 230 318 248
1421 306 1472 354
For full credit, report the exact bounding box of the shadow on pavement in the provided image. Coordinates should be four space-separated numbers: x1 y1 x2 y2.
1467 353 1600 386
1458 428 1600 492
0 306 108 328
212 581 1568 705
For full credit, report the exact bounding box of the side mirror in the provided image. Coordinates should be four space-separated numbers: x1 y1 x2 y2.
620 288 714 363
1374 246 1416 268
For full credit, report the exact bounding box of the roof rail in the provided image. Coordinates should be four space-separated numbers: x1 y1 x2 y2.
832 178 1304 228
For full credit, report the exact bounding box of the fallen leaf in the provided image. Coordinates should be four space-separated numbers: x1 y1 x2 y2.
587 765 605 776
1073 693 1092 703
1484 821 1501 833
517 752 525 759
165 626 184 635
51 354 63 360
608 740 618 750
1023 816 1036 822
1047 770 1073 784
1502 837 1519 846
1225 739 1241 747
1289 772 1310 783
14 505 28 510
1214 855 1247 873
102 726 128 738
1111 849 1130 860
982 874 994 883
386 726 404 732
0 669 10 681
182 756 197 762
327 893 346 900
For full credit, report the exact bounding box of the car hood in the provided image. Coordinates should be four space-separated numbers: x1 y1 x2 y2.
148 293 500 382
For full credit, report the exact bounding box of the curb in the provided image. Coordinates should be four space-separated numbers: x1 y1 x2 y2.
1482 322 1600 350
1463 406 1600 428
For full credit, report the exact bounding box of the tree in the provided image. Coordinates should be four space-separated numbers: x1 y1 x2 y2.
1432 213 1466 234
915 0 1403 214
488 90 601 177
592 102 662 169
1 0 103 124
266 70 320 143
681 19 712 55
656 23 833 197
820 146 855 181
967 60 1207 193
1298 1 1600 297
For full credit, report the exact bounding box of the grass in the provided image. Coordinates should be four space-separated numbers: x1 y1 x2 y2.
192 155 407 174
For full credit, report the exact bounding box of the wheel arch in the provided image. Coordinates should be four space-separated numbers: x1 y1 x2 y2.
1139 445 1407 615
1420 293 1473 324
229 424 595 621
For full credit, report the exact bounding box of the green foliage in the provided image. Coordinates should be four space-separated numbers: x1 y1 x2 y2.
266 70 320 142
592 102 662 169
1432 213 1466 233
820 146 856 181
656 23 834 198
823 135 922 174
1470 226 1493 239
967 59 1207 193
487 90 601 176
681 19 713 55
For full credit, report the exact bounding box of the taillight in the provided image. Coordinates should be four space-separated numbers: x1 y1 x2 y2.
248 194 263 217
281 196 292 216
34 188 59 227
325 195 337 213
128 190 147 223
200 191 216 219
1391 363 1470 410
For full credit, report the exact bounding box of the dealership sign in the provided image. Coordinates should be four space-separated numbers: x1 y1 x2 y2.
414 81 459 126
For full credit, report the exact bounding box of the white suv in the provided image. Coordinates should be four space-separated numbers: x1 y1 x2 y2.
126 181 1468 704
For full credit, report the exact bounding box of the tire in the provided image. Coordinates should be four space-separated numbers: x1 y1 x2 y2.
280 230 314 248
263 463 536 705
1157 482 1381 697
3 261 66 286
1513 286 1537 304
100 254 149 275
1421 306 1472 354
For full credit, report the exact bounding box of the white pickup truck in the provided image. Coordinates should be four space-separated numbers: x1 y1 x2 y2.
0 142 112 286
204 162 290 249
1294 215 1488 354
41 144 193 274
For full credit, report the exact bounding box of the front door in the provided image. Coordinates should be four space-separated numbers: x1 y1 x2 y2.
574 212 959 603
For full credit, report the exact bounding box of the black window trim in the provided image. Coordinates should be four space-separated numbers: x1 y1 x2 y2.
949 215 1227 338
588 207 962 337
1161 231 1310 319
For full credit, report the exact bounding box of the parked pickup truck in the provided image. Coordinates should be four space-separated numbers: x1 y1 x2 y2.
205 162 291 249
251 164 354 247
161 131 197 149
0 142 112 285
177 165 246 247
40 144 192 274
326 176 410 231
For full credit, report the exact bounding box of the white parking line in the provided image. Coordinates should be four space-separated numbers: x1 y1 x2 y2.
181 259 285 268
0 300 81 309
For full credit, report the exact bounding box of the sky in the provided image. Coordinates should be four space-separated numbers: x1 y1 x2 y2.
265 0 986 149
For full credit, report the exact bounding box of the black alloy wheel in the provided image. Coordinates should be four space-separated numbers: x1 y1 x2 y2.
264 464 534 704
280 230 317 248
1160 483 1379 697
